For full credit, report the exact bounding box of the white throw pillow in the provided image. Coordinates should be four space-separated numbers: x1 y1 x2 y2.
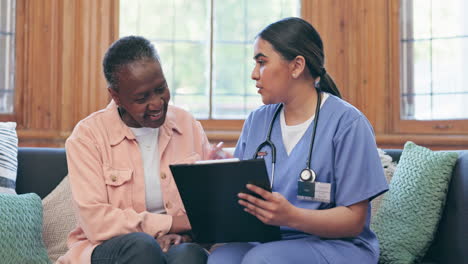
370 149 397 223
0 122 18 194
42 176 77 262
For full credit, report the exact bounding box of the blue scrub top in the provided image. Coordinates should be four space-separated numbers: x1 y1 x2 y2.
234 94 389 258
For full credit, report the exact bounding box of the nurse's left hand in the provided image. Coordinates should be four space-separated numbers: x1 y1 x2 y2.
238 184 295 226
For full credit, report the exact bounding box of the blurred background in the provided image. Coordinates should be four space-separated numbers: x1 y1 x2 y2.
1 0 467 149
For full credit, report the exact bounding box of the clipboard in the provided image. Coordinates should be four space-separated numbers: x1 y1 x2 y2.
169 158 281 243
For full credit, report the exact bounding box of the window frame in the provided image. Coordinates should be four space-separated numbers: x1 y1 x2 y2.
390 0 468 135
0 0 17 120
118 0 300 138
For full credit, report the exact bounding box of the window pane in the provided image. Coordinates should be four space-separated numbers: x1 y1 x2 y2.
432 0 468 38
433 94 468 120
406 0 431 39
212 44 255 119
432 38 468 94
120 0 300 119
120 0 210 117
403 40 431 95
0 0 15 114
212 0 300 119
171 43 210 119
402 94 431 119
245 0 300 41
400 0 468 120
214 0 245 42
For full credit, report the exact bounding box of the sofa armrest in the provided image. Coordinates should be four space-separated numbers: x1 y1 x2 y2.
424 151 468 263
16 147 68 199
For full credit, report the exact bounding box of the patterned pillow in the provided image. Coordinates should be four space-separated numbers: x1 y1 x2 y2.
0 122 18 194
42 176 77 262
371 142 458 264
0 193 50 263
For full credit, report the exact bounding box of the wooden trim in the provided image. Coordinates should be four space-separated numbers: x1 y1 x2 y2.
377 133 468 150
386 0 398 134
13 0 26 126
205 130 240 147
199 119 244 131
395 119 468 135
199 119 243 147
0 114 15 122
17 130 68 139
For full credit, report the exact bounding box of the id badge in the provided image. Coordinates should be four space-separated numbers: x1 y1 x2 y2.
297 181 331 203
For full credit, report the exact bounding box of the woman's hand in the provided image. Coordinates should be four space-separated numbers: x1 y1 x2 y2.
156 234 192 252
238 184 296 226
169 215 191 234
207 142 233 160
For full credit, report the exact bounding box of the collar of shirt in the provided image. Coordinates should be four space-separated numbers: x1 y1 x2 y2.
104 100 183 147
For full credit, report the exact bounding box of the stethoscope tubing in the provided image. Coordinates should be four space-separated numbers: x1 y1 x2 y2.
253 88 322 189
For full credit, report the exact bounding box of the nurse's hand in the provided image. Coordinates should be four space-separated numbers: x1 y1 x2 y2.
238 184 295 226
207 142 233 159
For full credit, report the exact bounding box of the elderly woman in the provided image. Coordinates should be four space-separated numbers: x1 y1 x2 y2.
59 36 220 264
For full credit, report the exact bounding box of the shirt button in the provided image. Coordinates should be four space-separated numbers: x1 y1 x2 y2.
161 173 166 180
165 202 172 209
111 175 117 182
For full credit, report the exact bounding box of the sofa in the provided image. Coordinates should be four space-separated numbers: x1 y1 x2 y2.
15 147 468 263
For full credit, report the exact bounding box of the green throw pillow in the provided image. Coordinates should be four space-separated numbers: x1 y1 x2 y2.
0 193 50 264
371 142 458 264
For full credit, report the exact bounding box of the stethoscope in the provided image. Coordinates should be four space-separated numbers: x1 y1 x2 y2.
253 88 322 188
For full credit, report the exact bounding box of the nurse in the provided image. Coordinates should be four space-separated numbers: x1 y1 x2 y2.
208 17 389 264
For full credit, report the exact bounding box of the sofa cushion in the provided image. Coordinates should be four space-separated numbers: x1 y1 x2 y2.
371 141 458 264
42 176 77 262
0 193 50 263
0 122 18 194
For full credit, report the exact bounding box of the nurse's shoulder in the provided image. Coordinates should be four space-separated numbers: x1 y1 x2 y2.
243 103 281 129
325 94 375 136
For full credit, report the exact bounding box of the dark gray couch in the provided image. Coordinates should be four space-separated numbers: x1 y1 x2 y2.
15 147 468 264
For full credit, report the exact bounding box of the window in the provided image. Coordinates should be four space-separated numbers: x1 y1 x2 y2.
400 0 468 121
120 0 300 119
0 0 15 114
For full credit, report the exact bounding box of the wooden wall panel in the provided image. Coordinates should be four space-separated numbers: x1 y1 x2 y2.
14 0 117 146
302 0 390 134
15 0 61 131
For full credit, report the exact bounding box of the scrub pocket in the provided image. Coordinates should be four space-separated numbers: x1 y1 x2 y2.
103 165 133 209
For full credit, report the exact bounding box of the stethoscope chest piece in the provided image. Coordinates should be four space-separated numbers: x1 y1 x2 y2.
300 168 316 183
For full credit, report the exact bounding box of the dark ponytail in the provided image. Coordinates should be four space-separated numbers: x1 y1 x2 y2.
257 17 341 98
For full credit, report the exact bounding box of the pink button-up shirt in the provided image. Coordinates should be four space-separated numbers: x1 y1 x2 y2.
57 101 211 263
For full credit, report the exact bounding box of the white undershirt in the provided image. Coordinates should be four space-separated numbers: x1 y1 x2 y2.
280 93 329 155
129 127 165 214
